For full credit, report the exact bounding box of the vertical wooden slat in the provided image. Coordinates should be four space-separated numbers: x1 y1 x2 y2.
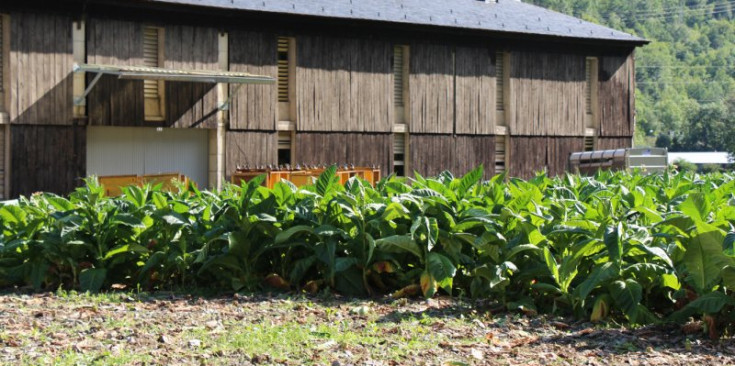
163 25 218 129
509 51 586 136
10 124 85 197
455 46 494 135
225 131 277 178
8 12 73 125
87 17 145 126
508 136 547 179
229 30 277 130
296 35 392 133
294 132 392 176
408 43 454 134
599 53 635 137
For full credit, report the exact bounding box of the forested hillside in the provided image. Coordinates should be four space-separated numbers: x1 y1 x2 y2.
529 0 735 152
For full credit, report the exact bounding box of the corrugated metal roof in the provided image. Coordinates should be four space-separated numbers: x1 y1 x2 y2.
140 0 646 44
669 152 733 165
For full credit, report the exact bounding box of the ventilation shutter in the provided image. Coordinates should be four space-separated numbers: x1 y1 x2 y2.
585 58 592 115
143 27 161 100
496 52 504 111
278 37 290 103
393 133 406 176
584 136 595 151
278 131 292 166
278 131 291 150
393 46 405 108
494 136 506 173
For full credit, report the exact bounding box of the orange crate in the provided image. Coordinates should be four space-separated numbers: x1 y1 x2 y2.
99 175 141 197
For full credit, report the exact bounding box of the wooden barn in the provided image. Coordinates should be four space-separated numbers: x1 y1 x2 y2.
0 0 647 198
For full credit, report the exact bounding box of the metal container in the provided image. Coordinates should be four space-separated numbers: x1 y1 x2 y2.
569 147 667 175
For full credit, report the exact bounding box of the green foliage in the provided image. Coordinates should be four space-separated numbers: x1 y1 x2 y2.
529 0 735 154
2 169 735 335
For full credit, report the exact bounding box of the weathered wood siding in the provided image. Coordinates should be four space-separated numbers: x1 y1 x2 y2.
9 12 73 126
599 53 635 137
408 43 454 134
10 125 85 197
164 25 219 129
455 46 495 135
294 133 392 176
409 134 495 178
0 125 5 199
296 36 392 132
597 136 632 151
508 52 586 136
546 137 584 177
508 136 547 179
225 131 277 178
86 18 145 126
229 30 277 130
454 135 496 178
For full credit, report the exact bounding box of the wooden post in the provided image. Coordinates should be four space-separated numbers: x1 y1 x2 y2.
72 20 86 118
215 32 228 190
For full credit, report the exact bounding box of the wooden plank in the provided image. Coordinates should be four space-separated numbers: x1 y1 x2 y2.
408 43 454 134
546 137 585 176
225 131 277 179
229 30 277 131
508 51 586 136
597 136 632 151
7 12 73 126
87 17 145 126
296 35 392 133
599 53 635 137
455 46 495 135
294 132 392 177
508 136 547 179
9 124 85 197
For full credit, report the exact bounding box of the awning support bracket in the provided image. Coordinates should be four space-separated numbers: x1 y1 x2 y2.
218 84 244 111
74 71 103 106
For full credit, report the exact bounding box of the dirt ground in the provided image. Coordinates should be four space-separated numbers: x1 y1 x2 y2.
0 292 734 365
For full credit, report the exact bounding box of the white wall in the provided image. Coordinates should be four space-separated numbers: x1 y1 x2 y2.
87 126 209 187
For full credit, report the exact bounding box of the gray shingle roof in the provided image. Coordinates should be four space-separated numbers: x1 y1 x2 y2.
141 0 646 44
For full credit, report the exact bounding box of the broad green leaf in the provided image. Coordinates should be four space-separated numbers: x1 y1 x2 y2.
79 268 107 293
0 205 27 224
45 195 75 212
679 192 709 223
103 244 149 260
316 165 338 197
376 236 422 259
683 229 733 292
575 262 618 300
604 223 623 264
669 292 735 322
427 252 456 293
228 231 251 258
722 266 735 289
420 271 437 298
609 279 642 322
275 225 315 244
458 165 483 196
110 213 146 227
543 247 560 286
506 244 542 260
661 273 681 290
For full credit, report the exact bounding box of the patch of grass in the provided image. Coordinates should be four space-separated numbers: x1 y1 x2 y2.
1 292 733 365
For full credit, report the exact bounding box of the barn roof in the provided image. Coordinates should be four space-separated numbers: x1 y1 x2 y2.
139 0 647 44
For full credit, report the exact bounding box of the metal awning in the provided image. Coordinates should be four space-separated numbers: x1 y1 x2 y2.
72 63 275 109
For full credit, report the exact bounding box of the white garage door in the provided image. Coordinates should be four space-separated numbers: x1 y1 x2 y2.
87 127 209 188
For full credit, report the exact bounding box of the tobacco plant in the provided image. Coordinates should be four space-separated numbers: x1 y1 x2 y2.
1 166 735 336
